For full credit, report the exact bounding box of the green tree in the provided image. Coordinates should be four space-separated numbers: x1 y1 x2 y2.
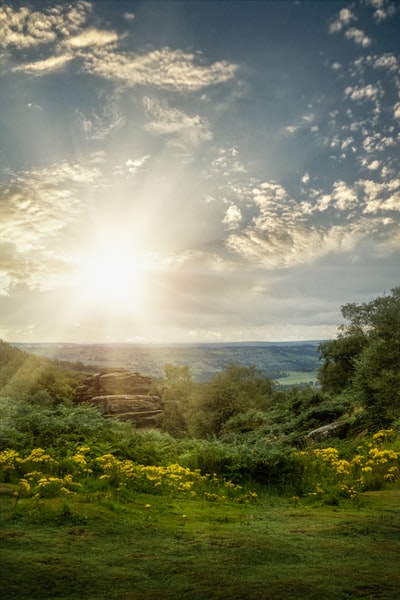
188 364 274 438
318 332 367 394
156 364 193 437
352 288 400 426
318 287 400 427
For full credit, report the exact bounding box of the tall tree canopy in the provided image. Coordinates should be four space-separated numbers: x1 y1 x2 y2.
189 364 274 437
318 287 400 427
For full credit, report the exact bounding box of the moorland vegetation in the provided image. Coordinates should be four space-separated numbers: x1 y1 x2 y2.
1 288 400 599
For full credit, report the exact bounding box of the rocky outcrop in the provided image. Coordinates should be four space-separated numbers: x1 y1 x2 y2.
88 395 163 426
74 369 163 427
74 369 154 402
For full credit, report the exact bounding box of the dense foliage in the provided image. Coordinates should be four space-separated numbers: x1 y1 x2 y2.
318 287 400 428
0 340 84 406
1 288 400 504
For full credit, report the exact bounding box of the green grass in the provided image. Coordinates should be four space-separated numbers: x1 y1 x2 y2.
1 487 399 599
276 370 318 386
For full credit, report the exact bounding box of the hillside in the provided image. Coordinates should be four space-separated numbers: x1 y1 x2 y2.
10 341 322 384
0 340 87 405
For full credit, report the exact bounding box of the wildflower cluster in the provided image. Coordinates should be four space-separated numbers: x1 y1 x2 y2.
0 448 57 485
295 429 400 503
13 472 81 502
0 447 257 504
92 454 256 502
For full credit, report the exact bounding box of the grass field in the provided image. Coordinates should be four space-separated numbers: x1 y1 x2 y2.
1 487 399 600
275 370 318 386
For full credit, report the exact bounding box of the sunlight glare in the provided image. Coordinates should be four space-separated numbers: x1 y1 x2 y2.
76 241 148 314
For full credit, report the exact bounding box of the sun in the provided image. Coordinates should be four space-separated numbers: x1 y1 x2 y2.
74 240 148 315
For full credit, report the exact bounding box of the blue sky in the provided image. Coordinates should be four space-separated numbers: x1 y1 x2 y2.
0 0 399 343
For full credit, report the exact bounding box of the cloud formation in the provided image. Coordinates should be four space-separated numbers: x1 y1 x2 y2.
0 1 399 343
1 3 238 95
82 47 238 91
224 173 400 269
329 6 372 46
0 2 90 49
0 162 100 293
143 97 213 146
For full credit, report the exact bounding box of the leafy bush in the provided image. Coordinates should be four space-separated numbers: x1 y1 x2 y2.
187 364 274 437
0 399 134 451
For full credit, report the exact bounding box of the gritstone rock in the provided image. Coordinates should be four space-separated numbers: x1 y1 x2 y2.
74 368 163 427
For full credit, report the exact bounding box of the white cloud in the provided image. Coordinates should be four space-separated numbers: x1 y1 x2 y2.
339 8 356 25
143 97 213 146
10 27 120 75
223 205 242 230
329 8 356 33
126 156 150 172
284 112 314 137
66 28 119 49
329 8 372 47
365 0 397 22
1 4 237 92
226 219 374 269
360 177 400 213
1 5 119 76
12 53 73 74
363 133 395 153
114 155 150 176
123 12 135 22
394 103 400 120
344 84 382 102
222 173 400 269
82 47 238 91
330 180 358 211
345 27 372 47
373 53 399 72
0 161 100 292
367 160 381 170
0 2 90 49
285 125 299 135
211 146 246 175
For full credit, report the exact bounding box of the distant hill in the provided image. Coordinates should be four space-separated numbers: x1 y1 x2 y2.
10 342 323 384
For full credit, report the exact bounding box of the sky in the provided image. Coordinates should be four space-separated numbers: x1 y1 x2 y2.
0 0 399 344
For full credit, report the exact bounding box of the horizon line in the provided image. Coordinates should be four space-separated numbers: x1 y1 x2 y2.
9 339 325 346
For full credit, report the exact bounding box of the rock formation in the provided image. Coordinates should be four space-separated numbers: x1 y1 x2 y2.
74 368 163 427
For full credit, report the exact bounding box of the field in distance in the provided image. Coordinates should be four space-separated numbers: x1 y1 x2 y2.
12 342 322 385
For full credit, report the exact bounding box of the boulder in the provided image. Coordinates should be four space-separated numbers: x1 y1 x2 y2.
305 421 349 444
74 369 162 427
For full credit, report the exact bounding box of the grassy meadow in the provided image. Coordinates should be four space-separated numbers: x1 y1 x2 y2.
1 433 399 600
274 370 318 387
1 486 399 600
